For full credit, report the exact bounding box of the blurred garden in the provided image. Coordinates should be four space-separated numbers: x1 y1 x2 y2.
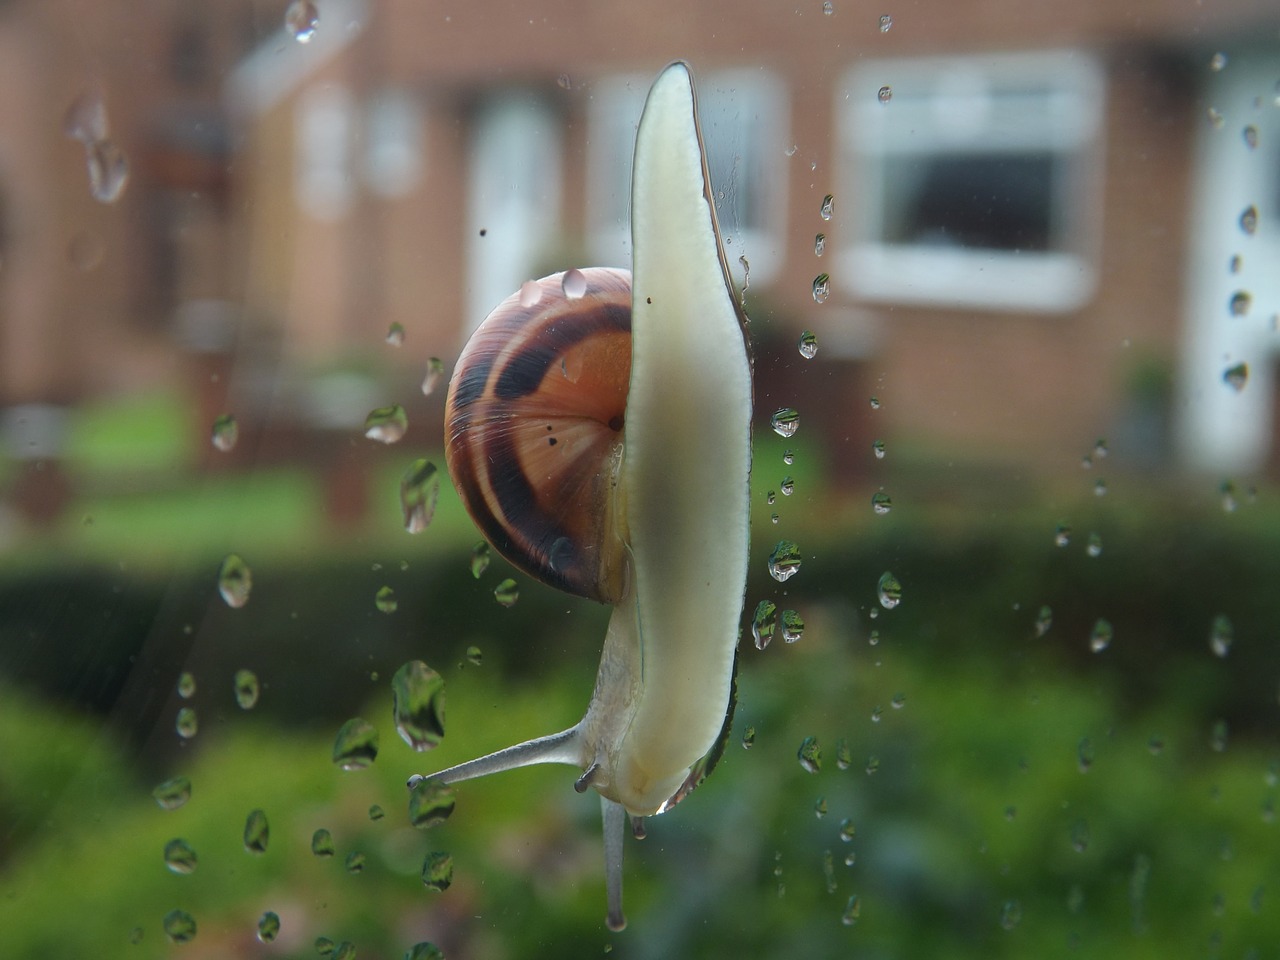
2 386 1278 959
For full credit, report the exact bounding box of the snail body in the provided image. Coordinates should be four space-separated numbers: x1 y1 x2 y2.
411 61 752 931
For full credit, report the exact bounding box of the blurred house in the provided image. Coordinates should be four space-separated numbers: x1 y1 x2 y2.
2 0 1279 516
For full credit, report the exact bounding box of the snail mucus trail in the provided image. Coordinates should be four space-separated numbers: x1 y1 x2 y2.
409 61 753 932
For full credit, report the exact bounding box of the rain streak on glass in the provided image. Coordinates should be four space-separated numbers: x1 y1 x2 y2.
211 414 238 452
878 85 893 104
770 407 800 437
1240 205 1259 236
1223 362 1248 392
768 540 802 582
153 776 192 810
175 707 198 739
400 459 441 533
234 669 260 710
364 404 409 444
877 571 902 609
392 660 446 751
85 139 130 203
797 735 822 773
871 491 892 515
285 0 319 42
375 585 398 613
243 808 270 854
422 851 455 892
421 356 445 395
218 553 252 608
332 717 380 769
1090 619 1113 653
561 268 588 299
386 321 405 347
409 776 457 829
820 194 834 220
752 599 778 650
782 609 805 643
257 911 281 944
812 273 831 304
470 541 491 578
798 330 819 359
164 838 198 874
163 909 197 944
1210 614 1233 657
312 828 335 857
176 672 196 699
493 577 520 607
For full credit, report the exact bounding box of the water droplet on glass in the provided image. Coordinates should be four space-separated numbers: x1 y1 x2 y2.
406 944 446 960
871 491 892 515
865 754 881 775
561 268 587 299
465 645 483 666
822 1 834 13
556 73 572 90
1220 479 1238 513
798 330 819 359
1094 478 1107 497
422 851 454 891
1240 205 1259 236
375 585 398 614
1223 362 1248 392
752 599 778 650
176 672 196 699
163 909 197 944
869 396 881 410
768 540 802 582
364 404 408 444
85 139 129 203
1207 107 1225 129
811 273 831 304
316 937 336 956
385 322 406 347
211 414 238 452
797 735 822 773
891 692 906 710
400 459 440 533
285 0 319 42
468 541 491 578
1089 619 1113 653
367 803 386 822
841 894 861 926
783 449 795 465
333 942 357 960
780 476 795 497
1054 524 1071 548
244 808 270 854
312 828 335 857
1229 253 1243 273
1086 532 1102 557
877 85 893 104
493 577 520 607
1078 737 1095 772
1229 290 1252 316
770 407 800 437
129 928 143 945
877 571 902 609
820 194 834 221
257 911 280 943
175 706 198 739
164 838 198 874
1071 818 1090 852
153 776 192 810
766 490 777 505
814 796 828 819
742 726 756 749
1209 614 1233 657
878 13 893 31
813 232 826 257
781 609 805 643
1000 899 1023 930
392 660 446 751
218 553 252 608
63 89 107 144
1147 734 1164 755
1210 718 1229 752
871 439 886 459
420 357 445 396
1209 52 1228 71
345 851 366 874
234 669 260 709
519 279 543 308
836 737 852 770
1242 125 1259 150
333 717 379 770
1035 605 1053 637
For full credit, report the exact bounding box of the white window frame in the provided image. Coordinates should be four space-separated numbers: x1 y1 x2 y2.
587 67 789 288
836 50 1106 313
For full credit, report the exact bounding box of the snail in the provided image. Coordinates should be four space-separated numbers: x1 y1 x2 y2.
409 61 752 931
